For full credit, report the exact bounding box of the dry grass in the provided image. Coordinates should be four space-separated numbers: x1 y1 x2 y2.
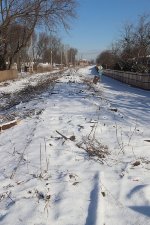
77 137 110 164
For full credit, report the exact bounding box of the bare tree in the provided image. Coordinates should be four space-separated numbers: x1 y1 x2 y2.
134 14 150 59
67 47 78 66
119 14 150 72
35 32 62 63
97 14 150 72
96 50 118 69
120 22 135 60
36 32 50 61
0 0 77 70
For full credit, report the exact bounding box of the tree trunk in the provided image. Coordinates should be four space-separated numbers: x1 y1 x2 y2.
8 57 13 70
0 55 7 70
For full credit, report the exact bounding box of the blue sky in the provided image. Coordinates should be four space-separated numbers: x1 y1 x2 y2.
60 0 150 60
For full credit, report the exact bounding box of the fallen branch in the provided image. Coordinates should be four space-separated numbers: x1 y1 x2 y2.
56 130 68 140
56 130 75 141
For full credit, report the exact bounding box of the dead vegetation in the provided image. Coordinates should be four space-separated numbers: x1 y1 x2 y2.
0 74 60 111
77 138 109 163
81 77 100 93
55 124 110 163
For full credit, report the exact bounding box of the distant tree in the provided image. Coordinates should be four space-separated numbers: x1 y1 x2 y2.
35 32 62 64
36 33 50 61
96 50 118 69
43 35 62 64
89 59 94 65
67 48 78 65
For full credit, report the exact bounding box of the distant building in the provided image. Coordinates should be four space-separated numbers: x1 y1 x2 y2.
79 59 89 67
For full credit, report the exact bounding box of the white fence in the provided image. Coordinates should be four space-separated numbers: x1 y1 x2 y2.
103 69 150 90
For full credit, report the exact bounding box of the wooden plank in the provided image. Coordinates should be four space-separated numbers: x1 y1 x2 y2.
0 120 18 132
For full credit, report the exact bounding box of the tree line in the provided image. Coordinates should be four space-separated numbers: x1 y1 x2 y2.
0 0 78 70
96 14 150 73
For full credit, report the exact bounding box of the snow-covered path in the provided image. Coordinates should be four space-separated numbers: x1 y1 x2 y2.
0 67 150 225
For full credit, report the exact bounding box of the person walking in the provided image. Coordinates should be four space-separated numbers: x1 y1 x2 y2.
98 65 103 81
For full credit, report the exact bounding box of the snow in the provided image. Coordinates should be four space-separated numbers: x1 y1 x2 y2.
0 66 150 225
0 70 61 94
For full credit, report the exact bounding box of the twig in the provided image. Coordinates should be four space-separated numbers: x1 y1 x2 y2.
44 138 49 172
56 130 68 140
40 143 42 175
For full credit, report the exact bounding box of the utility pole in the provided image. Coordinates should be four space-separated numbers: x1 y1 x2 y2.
50 35 53 68
61 45 63 69
71 50 72 66
51 49 52 66
64 44 69 67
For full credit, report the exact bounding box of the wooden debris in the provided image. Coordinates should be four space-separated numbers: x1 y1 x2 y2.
56 130 75 141
56 130 68 140
144 140 150 142
93 76 100 84
110 108 118 112
132 161 140 167
0 120 18 132
69 174 74 179
101 191 106 197
72 182 79 186
70 135 75 141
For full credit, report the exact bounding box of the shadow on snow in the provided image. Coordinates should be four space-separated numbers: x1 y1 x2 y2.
85 172 99 225
101 75 150 125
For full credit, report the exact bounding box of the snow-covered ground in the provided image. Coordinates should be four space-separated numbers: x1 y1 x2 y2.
0 66 150 225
